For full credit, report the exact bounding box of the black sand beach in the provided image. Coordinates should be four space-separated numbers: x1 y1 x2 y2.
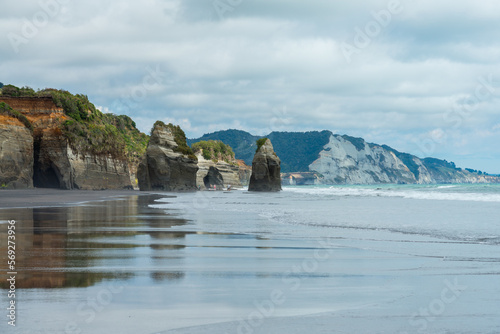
1 186 500 333
0 188 152 208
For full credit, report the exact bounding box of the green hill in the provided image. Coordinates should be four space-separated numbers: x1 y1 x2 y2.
189 129 331 173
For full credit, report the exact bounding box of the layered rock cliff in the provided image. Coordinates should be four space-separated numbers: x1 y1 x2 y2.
0 105 34 189
195 153 244 189
191 140 247 189
138 122 198 191
248 138 282 192
0 91 146 190
24 104 133 190
237 159 252 186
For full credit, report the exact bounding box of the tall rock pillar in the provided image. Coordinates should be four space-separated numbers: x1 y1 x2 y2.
248 138 282 192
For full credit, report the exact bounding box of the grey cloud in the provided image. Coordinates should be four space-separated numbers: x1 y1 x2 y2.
2 0 500 172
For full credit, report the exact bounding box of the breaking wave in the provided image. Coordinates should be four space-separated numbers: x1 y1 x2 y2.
284 184 500 202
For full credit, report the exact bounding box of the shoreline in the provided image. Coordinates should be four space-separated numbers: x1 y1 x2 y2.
0 188 159 209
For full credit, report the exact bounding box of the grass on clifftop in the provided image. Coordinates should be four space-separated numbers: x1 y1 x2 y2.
1 84 148 162
0 102 33 131
256 137 268 152
191 140 235 163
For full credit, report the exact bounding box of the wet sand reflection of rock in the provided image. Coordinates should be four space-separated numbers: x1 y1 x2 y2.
0 195 189 289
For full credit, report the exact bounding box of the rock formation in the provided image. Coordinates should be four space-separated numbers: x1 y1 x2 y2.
0 96 134 190
191 140 250 189
0 113 34 188
138 122 198 191
195 152 246 190
203 166 224 190
237 159 252 186
248 138 282 192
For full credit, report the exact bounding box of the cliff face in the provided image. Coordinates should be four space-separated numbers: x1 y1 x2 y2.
0 97 133 190
310 135 500 185
0 115 34 188
195 153 245 189
309 135 416 184
138 123 198 191
237 159 252 186
27 108 132 190
248 139 282 192
0 96 63 114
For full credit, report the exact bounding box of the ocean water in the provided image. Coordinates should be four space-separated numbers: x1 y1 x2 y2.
1 185 499 334
151 184 500 333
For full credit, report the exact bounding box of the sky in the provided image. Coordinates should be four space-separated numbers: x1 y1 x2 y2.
2 0 500 173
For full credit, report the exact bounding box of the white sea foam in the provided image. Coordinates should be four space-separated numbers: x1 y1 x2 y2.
283 185 500 202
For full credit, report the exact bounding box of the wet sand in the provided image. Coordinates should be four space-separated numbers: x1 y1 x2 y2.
1 188 499 333
0 188 152 208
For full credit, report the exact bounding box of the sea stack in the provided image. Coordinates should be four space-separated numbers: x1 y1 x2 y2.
203 166 224 190
248 138 282 192
138 122 198 191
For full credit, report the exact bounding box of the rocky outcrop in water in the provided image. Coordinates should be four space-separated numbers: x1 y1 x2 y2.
0 115 34 189
248 138 282 192
138 122 198 191
203 166 224 190
195 153 245 189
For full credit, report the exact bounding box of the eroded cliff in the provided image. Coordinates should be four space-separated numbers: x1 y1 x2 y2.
138 122 198 191
0 91 146 190
192 140 248 189
0 109 34 189
248 138 282 192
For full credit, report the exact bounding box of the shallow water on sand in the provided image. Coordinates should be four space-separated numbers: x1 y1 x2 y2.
1 185 500 333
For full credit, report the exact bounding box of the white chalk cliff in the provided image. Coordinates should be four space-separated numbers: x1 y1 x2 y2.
309 134 499 184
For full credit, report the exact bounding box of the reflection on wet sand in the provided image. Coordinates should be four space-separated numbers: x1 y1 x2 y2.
0 195 188 289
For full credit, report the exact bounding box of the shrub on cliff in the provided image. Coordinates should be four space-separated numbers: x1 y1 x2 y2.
0 102 33 132
256 137 268 152
39 89 100 122
191 140 235 163
106 114 149 163
1 85 36 97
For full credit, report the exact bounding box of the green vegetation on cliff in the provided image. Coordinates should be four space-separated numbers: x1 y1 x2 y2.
55 90 148 162
0 102 33 131
1 84 148 163
0 84 36 97
342 135 366 151
191 140 235 163
255 138 268 152
187 129 259 164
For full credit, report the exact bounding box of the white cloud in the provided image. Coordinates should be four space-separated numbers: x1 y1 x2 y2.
2 0 500 171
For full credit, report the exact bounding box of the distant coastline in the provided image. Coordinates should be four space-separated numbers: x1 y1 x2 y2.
1 86 498 191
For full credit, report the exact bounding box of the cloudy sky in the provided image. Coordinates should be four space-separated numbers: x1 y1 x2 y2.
2 0 500 173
